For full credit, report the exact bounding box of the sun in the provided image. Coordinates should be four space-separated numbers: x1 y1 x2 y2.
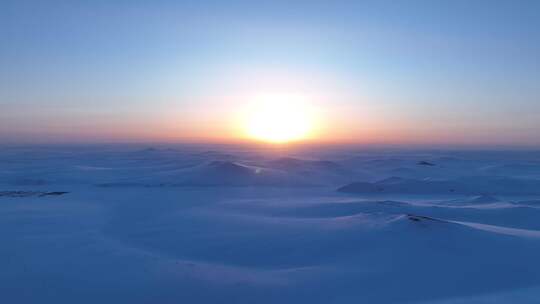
242 94 316 143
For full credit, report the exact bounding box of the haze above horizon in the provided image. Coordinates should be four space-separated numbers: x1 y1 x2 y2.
1 0 539 146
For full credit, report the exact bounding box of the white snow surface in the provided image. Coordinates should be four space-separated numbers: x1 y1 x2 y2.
1 144 540 303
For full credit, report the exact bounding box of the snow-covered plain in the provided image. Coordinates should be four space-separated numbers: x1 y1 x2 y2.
2 144 540 303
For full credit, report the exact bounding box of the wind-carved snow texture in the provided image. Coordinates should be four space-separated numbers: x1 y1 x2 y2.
1 145 540 303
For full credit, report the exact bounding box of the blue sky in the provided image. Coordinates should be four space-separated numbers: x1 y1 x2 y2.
1 0 539 145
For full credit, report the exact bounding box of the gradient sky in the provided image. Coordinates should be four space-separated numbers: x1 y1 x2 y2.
1 0 539 146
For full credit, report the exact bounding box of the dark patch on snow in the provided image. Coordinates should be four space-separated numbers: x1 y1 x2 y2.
39 191 69 197
0 191 69 198
337 177 471 194
406 214 445 223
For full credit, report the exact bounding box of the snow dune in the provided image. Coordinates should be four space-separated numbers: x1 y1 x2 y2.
1 145 540 303
338 176 540 195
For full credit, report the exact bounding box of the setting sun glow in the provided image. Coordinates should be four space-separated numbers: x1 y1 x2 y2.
242 94 316 143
